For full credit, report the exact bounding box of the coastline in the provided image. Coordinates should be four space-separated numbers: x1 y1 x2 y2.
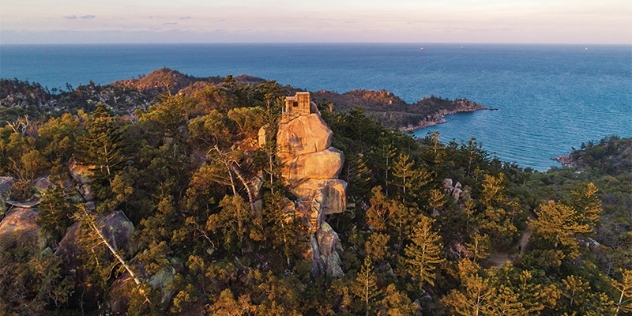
400 106 492 132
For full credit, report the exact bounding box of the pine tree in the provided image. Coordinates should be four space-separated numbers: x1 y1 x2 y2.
570 182 602 229
465 233 491 263
37 177 76 241
390 153 431 204
206 195 253 251
442 274 492 316
77 103 124 178
377 284 416 316
351 256 380 316
611 269 632 315
366 186 396 232
76 103 125 206
404 215 445 289
529 200 592 259
561 275 590 311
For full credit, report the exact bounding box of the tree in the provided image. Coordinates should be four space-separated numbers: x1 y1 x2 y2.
365 233 390 262
208 289 253 316
442 273 493 316
77 103 124 178
465 233 491 263
262 192 308 266
381 145 396 196
570 182 602 230
344 153 372 198
76 103 126 207
37 112 80 164
403 215 445 289
611 269 632 315
206 195 253 251
187 110 232 149
227 106 266 138
529 200 592 259
75 205 150 304
207 145 256 212
561 275 590 311
366 186 396 232
391 153 415 196
427 189 446 215
390 153 431 204
376 284 416 316
37 177 76 241
350 256 380 316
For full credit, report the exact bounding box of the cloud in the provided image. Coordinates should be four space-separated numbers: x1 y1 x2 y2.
180 16 191 20
64 15 77 19
80 15 96 19
163 22 178 25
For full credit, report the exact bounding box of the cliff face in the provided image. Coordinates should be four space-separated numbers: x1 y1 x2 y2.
272 93 347 277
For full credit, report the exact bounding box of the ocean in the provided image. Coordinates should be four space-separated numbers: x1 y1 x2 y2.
1 43 631 171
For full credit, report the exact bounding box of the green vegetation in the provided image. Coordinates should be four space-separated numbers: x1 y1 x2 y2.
0 70 630 315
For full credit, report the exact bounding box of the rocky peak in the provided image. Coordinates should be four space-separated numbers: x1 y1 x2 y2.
266 92 348 277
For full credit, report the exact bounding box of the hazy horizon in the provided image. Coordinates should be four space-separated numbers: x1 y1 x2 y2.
2 0 630 45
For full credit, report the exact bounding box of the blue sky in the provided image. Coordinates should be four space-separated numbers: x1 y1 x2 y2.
2 0 631 44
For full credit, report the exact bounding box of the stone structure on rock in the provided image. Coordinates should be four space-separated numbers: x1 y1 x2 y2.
265 92 347 277
282 91 311 123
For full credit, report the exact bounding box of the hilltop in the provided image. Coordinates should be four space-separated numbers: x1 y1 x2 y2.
1 68 488 131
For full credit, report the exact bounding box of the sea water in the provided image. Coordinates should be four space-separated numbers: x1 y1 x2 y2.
1 43 630 171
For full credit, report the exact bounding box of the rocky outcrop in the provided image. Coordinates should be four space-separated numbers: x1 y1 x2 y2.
294 179 347 216
443 178 467 203
443 178 462 202
272 93 347 277
282 148 344 185
110 264 176 314
276 113 333 161
0 208 44 251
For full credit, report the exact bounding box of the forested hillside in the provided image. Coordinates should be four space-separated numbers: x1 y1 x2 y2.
0 71 630 315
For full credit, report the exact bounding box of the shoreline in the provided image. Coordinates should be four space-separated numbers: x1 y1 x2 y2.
400 107 493 132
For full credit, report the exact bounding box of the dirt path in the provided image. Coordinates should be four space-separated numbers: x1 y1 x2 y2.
518 229 532 256
489 218 534 267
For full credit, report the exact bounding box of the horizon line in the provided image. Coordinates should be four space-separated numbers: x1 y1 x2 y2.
2 42 631 46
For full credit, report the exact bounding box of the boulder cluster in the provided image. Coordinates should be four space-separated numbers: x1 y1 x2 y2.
265 93 347 277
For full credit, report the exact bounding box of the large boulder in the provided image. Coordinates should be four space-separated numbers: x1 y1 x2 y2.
276 113 333 161
0 176 15 197
314 221 344 277
282 147 344 185
56 210 135 268
293 179 347 215
34 176 56 195
295 192 324 233
316 221 339 258
325 252 344 278
110 265 176 314
0 208 44 251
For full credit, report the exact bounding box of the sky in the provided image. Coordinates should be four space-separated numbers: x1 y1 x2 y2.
1 0 631 44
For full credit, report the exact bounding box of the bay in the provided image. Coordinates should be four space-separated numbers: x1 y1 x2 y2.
1 43 630 171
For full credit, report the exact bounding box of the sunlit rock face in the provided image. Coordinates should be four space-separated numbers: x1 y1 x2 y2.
270 92 347 277
0 207 44 252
